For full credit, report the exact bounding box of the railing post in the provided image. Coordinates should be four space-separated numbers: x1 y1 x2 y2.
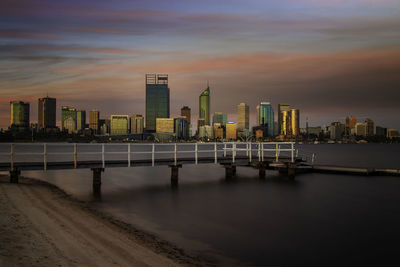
102 143 105 168
128 143 131 167
10 144 14 171
152 143 155 167
43 143 47 171
291 143 294 163
232 143 236 163
214 142 217 164
174 143 177 166
261 142 264 161
74 143 78 169
275 143 279 162
249 142 252 162
258 142 261 162
195 143 198 165
246 143 249 157
312 153 316 165
296 149 299 158
223 143 227 157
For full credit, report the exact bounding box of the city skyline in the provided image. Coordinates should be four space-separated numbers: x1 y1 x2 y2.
1 0 400 129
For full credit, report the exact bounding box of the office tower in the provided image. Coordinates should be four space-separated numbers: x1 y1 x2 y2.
329 122 345 140
213 123 224 139
281 111 290 136
258 102 274 137
181 106 191 124
38 96 56 129
61 106 77 134
212 112 227 126
199 125 213 139
345 116 357 132
355 122 367 136
110 115 129 135
174 117 189 139
89 110 100 133
365 119 374 136
199 84 210 125
256 105 260 125
278 104 290 135
76 110 86 132
387 129 400 138
226 122 237 140
130 114 144 134
10 101 30 130
237 103 249 131
145 74 170 132
156 118 174 133
99 119 110 135
290 109 300 136
197 118 206 133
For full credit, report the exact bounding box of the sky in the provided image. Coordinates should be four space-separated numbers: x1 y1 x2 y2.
1 0 400 129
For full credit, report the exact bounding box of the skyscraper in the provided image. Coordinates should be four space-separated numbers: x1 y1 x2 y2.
226 122 237 140
258 102 274 137
10 101 30 130
199 84 210 125
278 104 290 135
89 110 100 133
290 109 300 136
237 103 249 131
213 112 227 127
38 96 56 129
180 106 191 124
130 114 144 134
110 115 129 135
76 110 86 132
365 119 374 136
61 106 77 134
145 74 170 132
156 118 174 133
281 110 290 136
174 117 189 139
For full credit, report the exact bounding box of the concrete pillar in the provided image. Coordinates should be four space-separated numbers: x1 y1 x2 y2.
10 169 20 183
169 165 182 187
223 164 236 179
91 168 104 193
259 167 266 179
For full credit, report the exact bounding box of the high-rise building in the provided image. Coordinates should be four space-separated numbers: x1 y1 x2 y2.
387 129 399 138
290 109 300 136
278 104 290 135
256 105 260 125
226 122 237 140
376 126 387 137
180 106 191 124
145 74 170 132
345 116 357 135
258 102 274 137
355 122 367 136
329 122 345 140
199 85 210 125
61 106 77 134
130 114 144 134
199 125 213 139
110 115 129 135
365 119 374 136
281 110 290 136
213 112 227 127
197 118 206 133
76 110 86 132
237 103 249 131
156 118 175 133
89 110 100 133
213 123 224 139
174 117 189 139
38 96 56 129
10 101 30 130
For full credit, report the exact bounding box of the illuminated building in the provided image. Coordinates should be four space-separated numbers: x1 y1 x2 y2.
278 104 290 135
89 110 100 133
199 125 213 139
258 102 274 137
281 110 290 136
290 109 300 136
213 123 224 139
38 96 56 129
180 106 191 124
174 117 189 139
226 122 237 140
77 110 86 132
345 116 357 135
355 122 367 136
130 114 144 134
387 129 399 138
237 103 249 131
156 118 174 133
213 112 227 127
10 101 30 130
365 119 374 136
145 74 170 131
199 85 210 125
61 106 77 134
110 115 129 135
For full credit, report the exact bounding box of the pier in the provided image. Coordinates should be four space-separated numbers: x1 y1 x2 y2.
1 142 399 193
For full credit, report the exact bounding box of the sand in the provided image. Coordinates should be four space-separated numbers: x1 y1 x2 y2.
0 175 209 267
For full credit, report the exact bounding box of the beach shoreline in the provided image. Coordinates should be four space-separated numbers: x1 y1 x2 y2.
0 175 213 267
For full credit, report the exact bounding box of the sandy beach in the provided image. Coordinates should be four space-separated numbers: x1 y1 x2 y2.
0 175 207 267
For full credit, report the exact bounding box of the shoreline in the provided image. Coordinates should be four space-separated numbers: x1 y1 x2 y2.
0 175 215 266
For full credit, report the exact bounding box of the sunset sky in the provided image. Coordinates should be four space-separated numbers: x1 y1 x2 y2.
1 0 400 129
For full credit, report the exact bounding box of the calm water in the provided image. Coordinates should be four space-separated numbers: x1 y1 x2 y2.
12 144 400 265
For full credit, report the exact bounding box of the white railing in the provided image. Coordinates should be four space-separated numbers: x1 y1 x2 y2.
0 142 295 171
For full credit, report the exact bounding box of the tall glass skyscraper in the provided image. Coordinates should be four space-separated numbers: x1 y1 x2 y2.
145 74 170 132
199 85 210 125
237 103 249 131
10 101 30 130
212 112 227 126
259 102 274 137
38 96 56 129
278 103 290 135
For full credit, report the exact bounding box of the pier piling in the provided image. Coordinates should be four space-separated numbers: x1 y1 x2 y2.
91 168 104 193
10 168 20 183
169 165 182 187
222 164 236 179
